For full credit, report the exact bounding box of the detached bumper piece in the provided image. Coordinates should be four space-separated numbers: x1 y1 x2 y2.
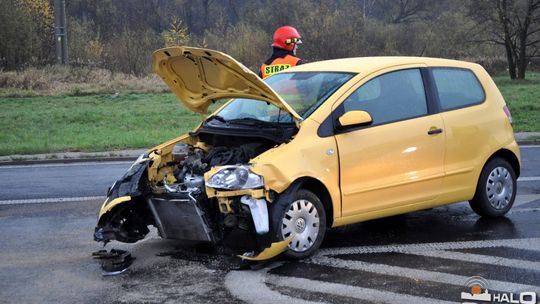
147 193 214 242
92 249 135 276
239 237 292 261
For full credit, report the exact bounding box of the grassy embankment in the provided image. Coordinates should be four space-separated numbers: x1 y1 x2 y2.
0 68 538 156
492 73 540 132
0 93 200 155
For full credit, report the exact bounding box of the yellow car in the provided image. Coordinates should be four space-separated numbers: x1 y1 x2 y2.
94 47 520 261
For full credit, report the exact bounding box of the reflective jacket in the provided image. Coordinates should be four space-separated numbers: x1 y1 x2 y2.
259 48 303 79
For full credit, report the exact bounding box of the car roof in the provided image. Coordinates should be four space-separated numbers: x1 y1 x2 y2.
287 56 481 74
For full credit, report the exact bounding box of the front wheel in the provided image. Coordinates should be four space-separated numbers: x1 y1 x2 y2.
271 189 326 259
469 158 517 217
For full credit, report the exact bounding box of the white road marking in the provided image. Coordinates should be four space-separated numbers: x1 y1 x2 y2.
514 194 540 206
0 161 132 169
509 207 540 214
506 242 540 252
308 238 540 294
315 238 540 256
0 196 105 205
408 250 540 271
225 238 540 303
518 176 540 182
309 255 540 294
520 145 540 148
225 268 324 304
266 273 456 304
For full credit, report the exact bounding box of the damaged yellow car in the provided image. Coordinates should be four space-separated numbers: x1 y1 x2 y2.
94 46 520 261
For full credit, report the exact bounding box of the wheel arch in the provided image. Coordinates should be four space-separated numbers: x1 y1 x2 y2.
284 177 335 228
95 196 152 243
485 148 520 177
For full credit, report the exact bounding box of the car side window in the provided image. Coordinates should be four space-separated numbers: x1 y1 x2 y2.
342 69 428 126
431 68 485 111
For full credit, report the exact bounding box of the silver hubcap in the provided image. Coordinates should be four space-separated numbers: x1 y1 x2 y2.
486 166 513 210
281 199 320 252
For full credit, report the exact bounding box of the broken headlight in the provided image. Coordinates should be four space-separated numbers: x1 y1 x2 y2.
206 165 263 190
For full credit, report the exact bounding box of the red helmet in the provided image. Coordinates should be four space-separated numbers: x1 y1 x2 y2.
272 26 302 51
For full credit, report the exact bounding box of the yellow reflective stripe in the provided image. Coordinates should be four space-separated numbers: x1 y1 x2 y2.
98 195 131 219
264 63 292 77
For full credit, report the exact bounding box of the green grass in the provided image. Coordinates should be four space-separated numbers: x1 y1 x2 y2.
0 93 203 155
493 72 540 132
0 72 538 156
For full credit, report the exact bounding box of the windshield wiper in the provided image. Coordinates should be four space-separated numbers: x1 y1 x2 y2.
206 115 227 123
229 117 294 127
228 117 266 124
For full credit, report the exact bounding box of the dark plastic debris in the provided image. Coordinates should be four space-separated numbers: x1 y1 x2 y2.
92 249 135 276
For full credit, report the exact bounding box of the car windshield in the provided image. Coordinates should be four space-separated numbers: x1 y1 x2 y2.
215 72 355 123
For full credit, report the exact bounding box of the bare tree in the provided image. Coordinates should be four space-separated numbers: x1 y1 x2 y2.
201 0 216 31
361 0 377 20
471 0 540 79
375 0 427 24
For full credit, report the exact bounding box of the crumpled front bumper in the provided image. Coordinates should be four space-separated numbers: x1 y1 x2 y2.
95 158 291 261
96 194 290 260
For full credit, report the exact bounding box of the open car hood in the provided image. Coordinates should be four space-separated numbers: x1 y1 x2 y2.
152 46 302 121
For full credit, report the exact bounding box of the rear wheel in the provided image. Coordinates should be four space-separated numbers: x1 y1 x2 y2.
469 158 516 217
271 189 326 259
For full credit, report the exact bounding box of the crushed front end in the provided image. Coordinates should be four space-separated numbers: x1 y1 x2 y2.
95 126 296 261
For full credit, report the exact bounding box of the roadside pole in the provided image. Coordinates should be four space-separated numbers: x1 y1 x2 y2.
54 0 68 64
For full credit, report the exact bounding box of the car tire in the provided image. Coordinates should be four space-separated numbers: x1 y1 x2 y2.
270 189 326 259
469 158 517 217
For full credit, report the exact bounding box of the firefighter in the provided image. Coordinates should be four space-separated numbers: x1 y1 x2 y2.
259 26 303 79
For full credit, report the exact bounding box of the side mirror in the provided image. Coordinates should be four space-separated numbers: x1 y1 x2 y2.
337 110 373 129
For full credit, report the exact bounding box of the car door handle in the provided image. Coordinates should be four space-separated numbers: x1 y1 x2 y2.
427 128 443 135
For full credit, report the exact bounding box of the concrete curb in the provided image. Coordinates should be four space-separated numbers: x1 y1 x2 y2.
0 133 538 166
0 149 146 166
514 132 540 146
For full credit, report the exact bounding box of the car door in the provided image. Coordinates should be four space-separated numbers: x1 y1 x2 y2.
428 67 491 200
333 68 446 217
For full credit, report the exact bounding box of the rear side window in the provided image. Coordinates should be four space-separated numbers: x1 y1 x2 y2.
432 68 485 111
342 69 428 126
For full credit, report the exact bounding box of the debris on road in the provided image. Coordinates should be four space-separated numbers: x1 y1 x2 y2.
92 248 135 276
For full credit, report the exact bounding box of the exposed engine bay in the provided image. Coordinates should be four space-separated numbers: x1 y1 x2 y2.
164 138 271 194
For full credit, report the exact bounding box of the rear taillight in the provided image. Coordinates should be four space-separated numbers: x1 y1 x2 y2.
503 105 513 123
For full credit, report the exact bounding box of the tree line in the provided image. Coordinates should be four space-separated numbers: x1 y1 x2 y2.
1 0 539 79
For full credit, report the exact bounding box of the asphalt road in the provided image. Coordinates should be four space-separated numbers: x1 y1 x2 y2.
0 146 539 303
0 161 130 201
